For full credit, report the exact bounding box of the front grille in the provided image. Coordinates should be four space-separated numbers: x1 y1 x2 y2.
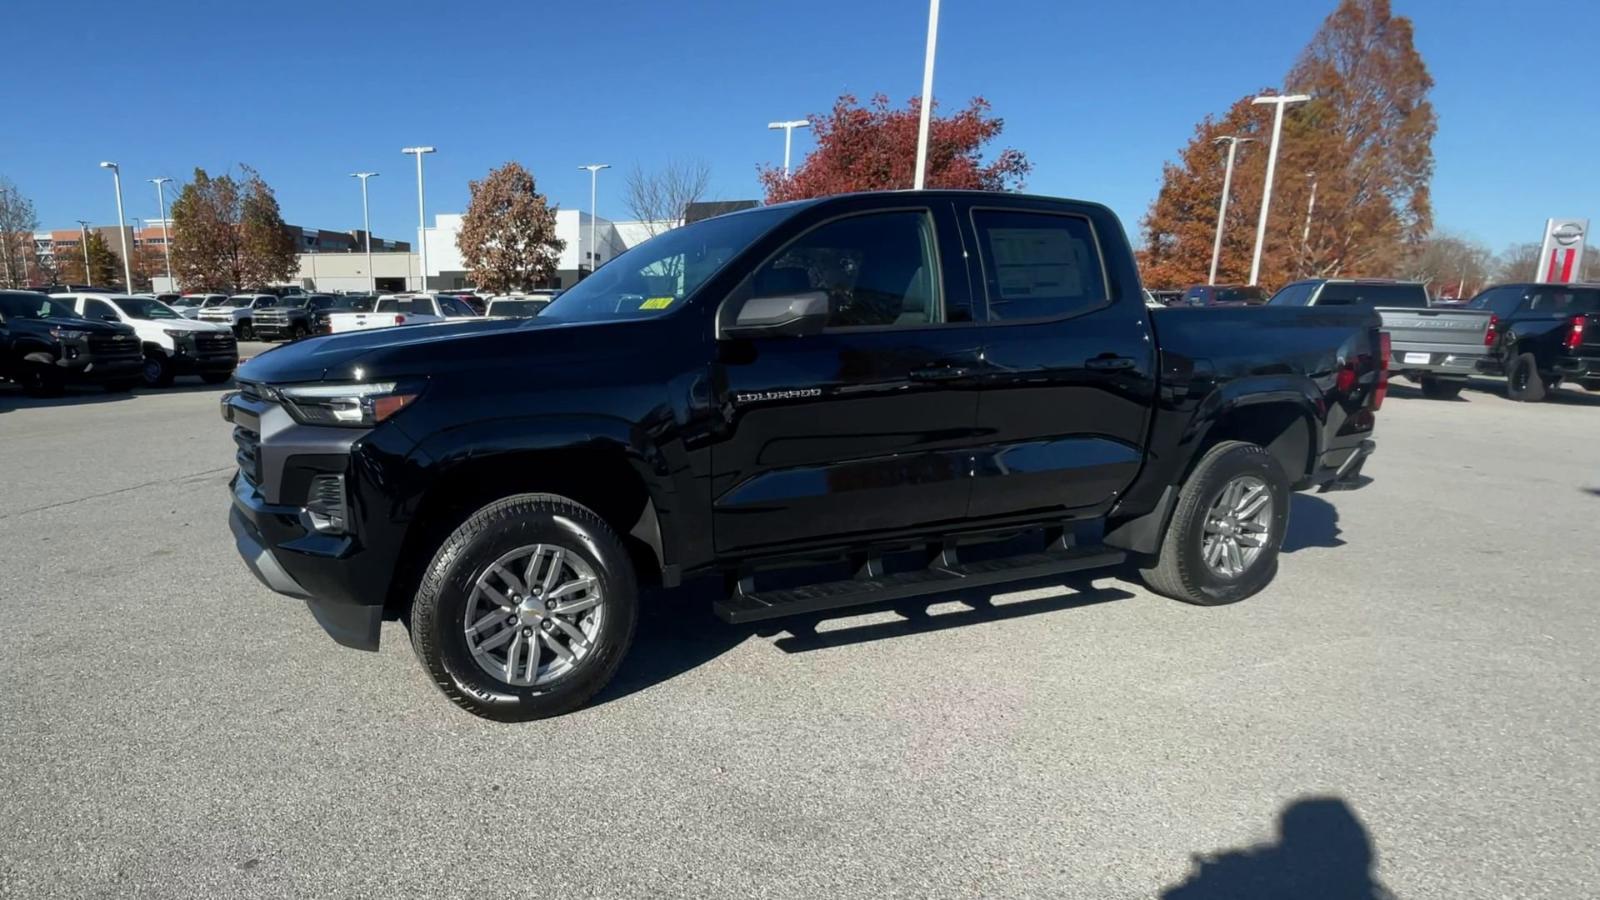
195 332 237 354
233 425 262 484
255 311 288 325
87 334 141 363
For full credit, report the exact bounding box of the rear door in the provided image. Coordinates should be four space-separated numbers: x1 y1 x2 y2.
709 200 982 554
955 199 1157 519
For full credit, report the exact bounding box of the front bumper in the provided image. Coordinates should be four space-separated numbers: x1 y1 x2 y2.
55 352 142 383
230 474 382 651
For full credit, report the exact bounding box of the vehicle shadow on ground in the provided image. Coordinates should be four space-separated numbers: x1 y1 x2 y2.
1385 380 1467 402
1161 796 1394 899
0 384 136 413
1282 493 1344 553
1463 376 1600 406
593 575 1135 706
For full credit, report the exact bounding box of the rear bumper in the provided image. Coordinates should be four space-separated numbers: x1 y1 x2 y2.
1312 439 1375 493
1553 357 1599 378
229 472 382 651
1389 345 1485 378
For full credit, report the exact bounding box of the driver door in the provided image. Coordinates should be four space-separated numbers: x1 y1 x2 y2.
709 202 982 554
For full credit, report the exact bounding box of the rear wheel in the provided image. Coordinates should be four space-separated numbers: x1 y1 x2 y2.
1139 441 1290 606
1506 352 1546 402
1419 376 1463 399
409 493 638 721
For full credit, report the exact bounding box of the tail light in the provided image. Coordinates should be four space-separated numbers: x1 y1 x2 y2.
1567 315 1586 351
395 315 406 325
1373 331 1391 410
1484 313 1499 347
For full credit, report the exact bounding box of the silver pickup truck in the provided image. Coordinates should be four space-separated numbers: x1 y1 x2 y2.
1268 279 1493 399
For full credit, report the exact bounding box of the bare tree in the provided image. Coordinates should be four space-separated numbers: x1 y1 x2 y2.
0 177 40 288
623 159 711 238
1403 232 1494 298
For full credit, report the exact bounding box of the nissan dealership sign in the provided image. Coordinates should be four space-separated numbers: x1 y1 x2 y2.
1536 217 1589 283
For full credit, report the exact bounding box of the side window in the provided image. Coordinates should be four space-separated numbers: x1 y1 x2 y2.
971 210 1107 320
83 299 118 321
1268 283 1313 306
750 210 940 329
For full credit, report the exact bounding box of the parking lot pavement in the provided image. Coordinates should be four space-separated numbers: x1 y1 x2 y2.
2 377 1598 899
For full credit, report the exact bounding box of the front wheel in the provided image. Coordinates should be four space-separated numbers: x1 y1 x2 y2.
142 352 175 388
409 494 639 721
1138 441 1290 606
1419 376 1463 400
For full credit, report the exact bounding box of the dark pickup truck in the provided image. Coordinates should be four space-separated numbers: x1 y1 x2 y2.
1466 282 1600 400
222 191 1385 720
1 290 142 396
252 294 364 341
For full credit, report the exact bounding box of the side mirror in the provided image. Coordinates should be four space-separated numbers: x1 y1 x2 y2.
101 313 119 322
721 291 830 339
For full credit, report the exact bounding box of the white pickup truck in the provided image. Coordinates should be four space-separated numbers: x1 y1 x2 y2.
55 292 239 386
324 294 480 333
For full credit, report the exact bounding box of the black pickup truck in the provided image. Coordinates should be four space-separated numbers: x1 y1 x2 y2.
251 294 364 341
1 290 143 396
1466 282 1600 400
222 191 1385 720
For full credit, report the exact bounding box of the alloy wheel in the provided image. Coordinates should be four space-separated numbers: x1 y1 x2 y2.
463 544 604 687
1201 475 1273 579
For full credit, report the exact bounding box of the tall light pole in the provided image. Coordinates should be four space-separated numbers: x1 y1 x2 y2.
401 147 435 292
1247 93 1310 286
1208 136 1254 286
350 172 378 293
76 220 93 283
99 161 134 290
149 177 174 290
912 0 941 190
579 164 610 277
767 120 810 176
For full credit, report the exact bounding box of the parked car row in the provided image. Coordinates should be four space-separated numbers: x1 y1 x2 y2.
1151 278 1600 402
1 289 238 395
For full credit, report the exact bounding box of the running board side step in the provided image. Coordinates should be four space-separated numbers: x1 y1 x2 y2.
714 546 1126 624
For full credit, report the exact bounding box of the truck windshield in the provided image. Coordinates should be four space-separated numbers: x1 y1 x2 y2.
374 298 437 315
0 294 77 319
540 207 790 323
226 296 255 307
1315 283 1428 308
112 297 182 320
488 300 549 317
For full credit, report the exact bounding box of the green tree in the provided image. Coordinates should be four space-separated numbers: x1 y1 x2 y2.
54 230 121 286
457 161 565 292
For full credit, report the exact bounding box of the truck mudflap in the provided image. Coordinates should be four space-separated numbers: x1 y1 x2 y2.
1314 439 1375 493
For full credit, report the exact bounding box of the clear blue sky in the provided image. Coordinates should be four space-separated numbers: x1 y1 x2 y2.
5 0 1594 254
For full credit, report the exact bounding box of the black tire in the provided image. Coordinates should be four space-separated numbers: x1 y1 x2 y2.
1138 441 1290 606
21 363 64 398
142 352 175 388
1505 352 1546 402
409 493 638 721
239 321 255 341
200 371 233 385
291 323 309 341
103 379 138 393
1419 376 1463 400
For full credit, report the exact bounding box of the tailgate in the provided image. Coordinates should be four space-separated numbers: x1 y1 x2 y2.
1379 308 1492 355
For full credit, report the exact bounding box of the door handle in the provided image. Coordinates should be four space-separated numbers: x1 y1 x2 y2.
1085 355 1136 371
909 366 971 382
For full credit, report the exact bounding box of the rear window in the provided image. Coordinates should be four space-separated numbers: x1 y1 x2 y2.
488 300 550 317
1523 287 1600 314
971 209 1107 320
1214 286 1266 305
375 298 437 316
1314 283 1428 308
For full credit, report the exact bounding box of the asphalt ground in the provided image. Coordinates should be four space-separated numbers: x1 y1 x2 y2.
2 372 1597 898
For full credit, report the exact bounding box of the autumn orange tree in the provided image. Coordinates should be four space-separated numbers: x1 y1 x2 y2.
759 94 1030 203
1141 0 1436 290
170 166 297 291
457 162 564 293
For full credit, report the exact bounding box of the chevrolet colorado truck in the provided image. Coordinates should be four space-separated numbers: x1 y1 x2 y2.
1467 282 1600 401
0 290 142 395
222 191 1385 721
1268 278 1493 399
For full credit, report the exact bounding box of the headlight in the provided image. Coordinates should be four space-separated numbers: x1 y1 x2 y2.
49 327 89 341
277 380 422 427
163 329 194 341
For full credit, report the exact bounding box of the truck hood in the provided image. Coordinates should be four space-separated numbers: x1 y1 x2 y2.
131 317 231 333
16 316 137 337
236 316 601 384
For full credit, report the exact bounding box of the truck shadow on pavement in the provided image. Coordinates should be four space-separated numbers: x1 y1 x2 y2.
1282 494 1345 553
594 576 1136 706
1463 377 1600 406
1161 796 1394 900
